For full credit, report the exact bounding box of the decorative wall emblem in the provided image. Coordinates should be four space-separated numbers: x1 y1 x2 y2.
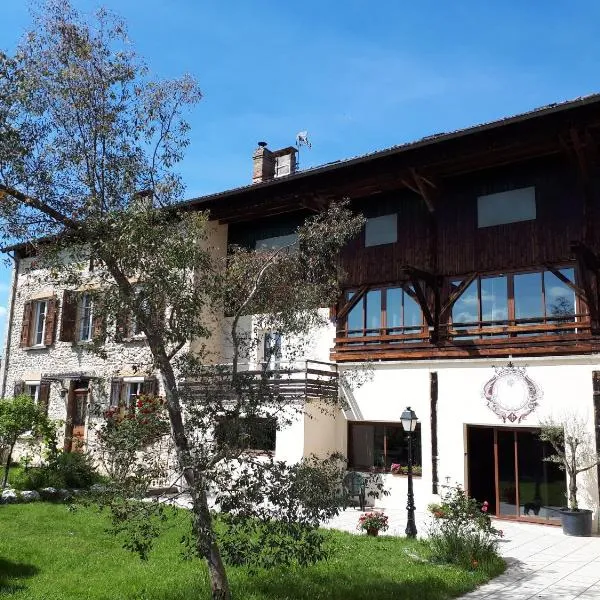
482 362 541 423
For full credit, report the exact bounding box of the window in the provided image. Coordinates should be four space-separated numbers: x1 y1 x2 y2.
262 332 282 369
32 301 47 346
110 377 159 410
348 422 422 471
345 287 423 337
451 268 578 337
124 381 144 411
365 214 397 247
20 297 57 348
78 293 94 342
255 233 298 251
25 382 40 403
477 187 536 228
215 416 277 453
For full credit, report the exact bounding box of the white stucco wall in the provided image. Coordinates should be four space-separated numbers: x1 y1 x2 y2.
340 355 600 521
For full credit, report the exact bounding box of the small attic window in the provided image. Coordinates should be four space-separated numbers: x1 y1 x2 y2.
477 187 536 228
365 214 397 247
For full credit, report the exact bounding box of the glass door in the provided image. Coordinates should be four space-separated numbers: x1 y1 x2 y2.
468 426 565 523
496 430 518 517
516 430 565 522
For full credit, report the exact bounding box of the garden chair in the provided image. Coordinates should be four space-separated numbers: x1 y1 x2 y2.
343 471 366 511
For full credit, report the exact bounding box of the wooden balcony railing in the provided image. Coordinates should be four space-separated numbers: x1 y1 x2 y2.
180 360 339 401
333 314 592 360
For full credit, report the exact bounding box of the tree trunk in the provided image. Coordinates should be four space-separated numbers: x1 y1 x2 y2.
100 256 231 599
155 345 231 600
2 442 15 489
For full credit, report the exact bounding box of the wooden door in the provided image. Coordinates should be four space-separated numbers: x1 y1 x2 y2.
64 380 88 452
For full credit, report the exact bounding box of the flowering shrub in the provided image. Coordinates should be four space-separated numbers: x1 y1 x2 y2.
390 463 422 476
427 486 503 569
96 394 170 485
100 395 169 447
357 511 389 533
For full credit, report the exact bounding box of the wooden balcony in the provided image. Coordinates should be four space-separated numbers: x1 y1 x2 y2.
180 360 339 401
332 314 594 361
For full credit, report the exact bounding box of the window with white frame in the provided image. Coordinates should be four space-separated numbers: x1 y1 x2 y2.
365 214 397 247
25 381 40 403
32 301 47 346
123 377 144 411
78 293 94 341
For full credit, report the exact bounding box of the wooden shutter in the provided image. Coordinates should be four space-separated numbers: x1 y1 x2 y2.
142 377 158 396
110 378 123 407
13 381 24 397
38 380 51 415
60 291 78 342
115 311 130 341
20 301 33 347
43 297 58 346
92 313 105 341
92 296 106 342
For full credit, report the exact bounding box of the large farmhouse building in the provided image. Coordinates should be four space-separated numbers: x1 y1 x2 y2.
3 94 600 526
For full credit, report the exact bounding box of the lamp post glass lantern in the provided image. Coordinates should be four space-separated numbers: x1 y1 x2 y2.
401 406 418 538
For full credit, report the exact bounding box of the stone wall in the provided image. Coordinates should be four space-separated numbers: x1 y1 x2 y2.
0 254 161 452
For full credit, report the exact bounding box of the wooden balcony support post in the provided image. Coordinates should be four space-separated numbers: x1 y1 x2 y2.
571 241 600 334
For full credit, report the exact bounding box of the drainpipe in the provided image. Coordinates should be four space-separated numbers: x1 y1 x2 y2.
0 252 19 398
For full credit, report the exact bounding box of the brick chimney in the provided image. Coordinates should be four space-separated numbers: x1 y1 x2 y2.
252 142 298 183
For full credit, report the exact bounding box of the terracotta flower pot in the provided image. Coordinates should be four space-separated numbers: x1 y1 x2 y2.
366 527 379 537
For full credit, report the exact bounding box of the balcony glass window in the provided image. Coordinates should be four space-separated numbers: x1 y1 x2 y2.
343 287 423 338
451 267 580 338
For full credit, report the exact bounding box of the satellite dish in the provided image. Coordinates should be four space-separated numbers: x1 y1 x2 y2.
296 130 311 149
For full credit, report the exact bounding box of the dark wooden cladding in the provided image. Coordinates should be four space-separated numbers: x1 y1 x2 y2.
339 157 584 286
430 372 439 495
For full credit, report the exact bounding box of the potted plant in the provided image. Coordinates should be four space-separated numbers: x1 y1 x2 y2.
390 463 422 476
357 511 389 536
539 416 600 536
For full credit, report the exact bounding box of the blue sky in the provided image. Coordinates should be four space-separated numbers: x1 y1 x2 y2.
1 0 600 351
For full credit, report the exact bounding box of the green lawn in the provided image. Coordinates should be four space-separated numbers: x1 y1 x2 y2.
0 503 504 600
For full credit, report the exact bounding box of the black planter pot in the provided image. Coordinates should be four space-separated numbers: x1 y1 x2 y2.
560 508 593 536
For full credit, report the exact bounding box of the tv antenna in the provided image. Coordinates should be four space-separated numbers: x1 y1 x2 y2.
295 131 311 170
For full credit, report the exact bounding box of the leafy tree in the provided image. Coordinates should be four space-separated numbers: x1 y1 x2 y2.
539 415 600 511
0 395 53 488
0 2 364 598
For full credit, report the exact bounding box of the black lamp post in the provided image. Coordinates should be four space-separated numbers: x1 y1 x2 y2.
401 406 418 538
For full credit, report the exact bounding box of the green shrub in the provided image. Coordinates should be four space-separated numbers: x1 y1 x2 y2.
49 451 101 489
427 486 503 570
8 452 101 490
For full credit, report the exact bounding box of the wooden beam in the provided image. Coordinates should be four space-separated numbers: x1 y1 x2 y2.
400 168 437 213
571 241 600 270
440 273 477 319
400 265 437 286
409 277 434 326
544 264 588 304
337 285 369 321
569 128 590 182
570 242 600 332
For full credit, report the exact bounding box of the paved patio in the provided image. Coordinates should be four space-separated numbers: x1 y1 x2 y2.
324 507 600 600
